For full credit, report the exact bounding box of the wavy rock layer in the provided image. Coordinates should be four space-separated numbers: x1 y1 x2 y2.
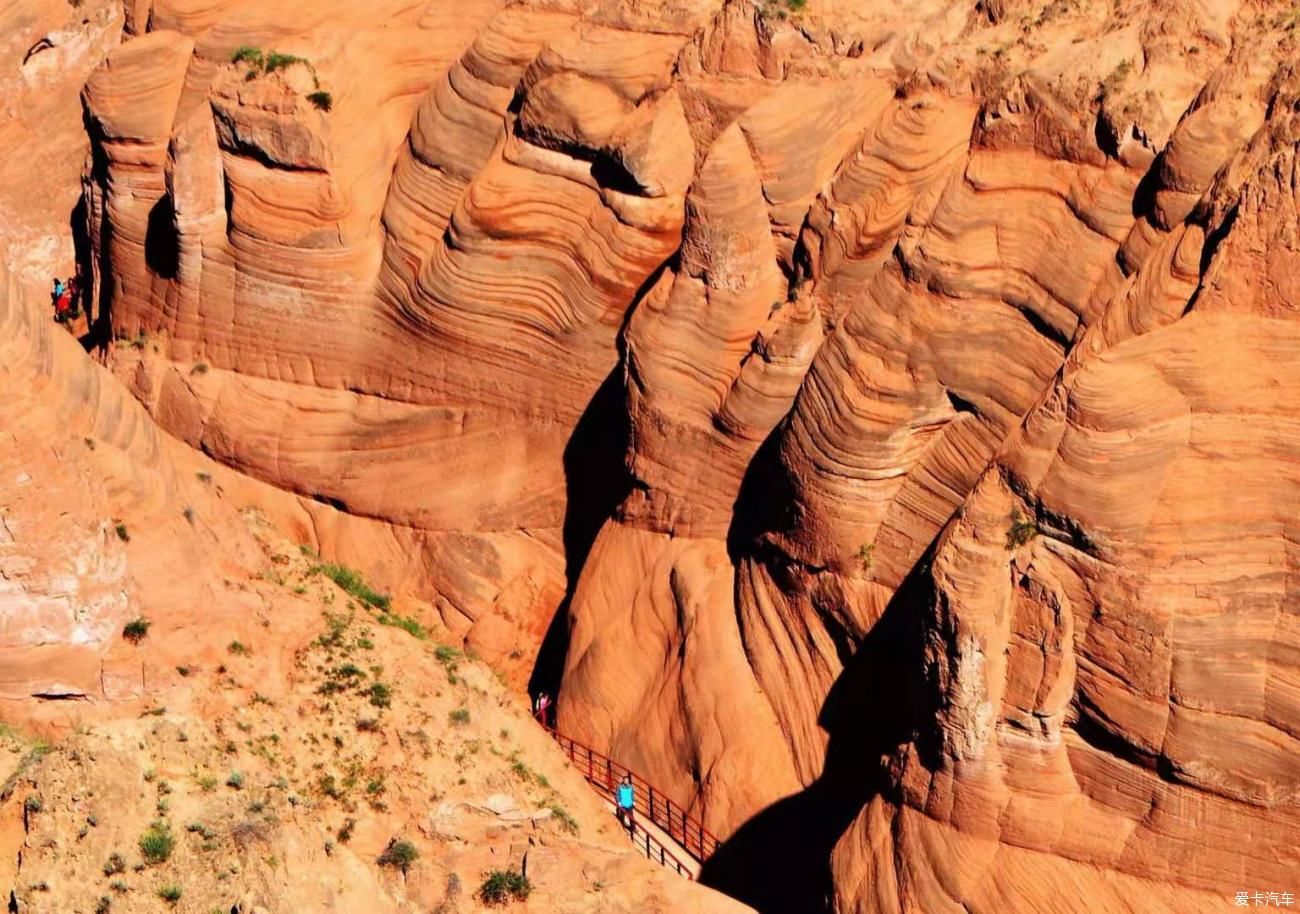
15 0 1300 911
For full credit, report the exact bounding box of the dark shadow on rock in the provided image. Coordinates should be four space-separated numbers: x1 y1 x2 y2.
144 194 179 279
69 193 97 344
79 109 115 354
725 418 798 567
528 365 632 699
698 554 936 914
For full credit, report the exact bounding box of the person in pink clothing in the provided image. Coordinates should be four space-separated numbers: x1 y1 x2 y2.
534 691 553 727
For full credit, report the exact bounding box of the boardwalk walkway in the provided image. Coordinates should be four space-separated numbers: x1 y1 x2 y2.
536 715 719 880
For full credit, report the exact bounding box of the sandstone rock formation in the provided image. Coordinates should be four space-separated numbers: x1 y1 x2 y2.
2 0 1299 911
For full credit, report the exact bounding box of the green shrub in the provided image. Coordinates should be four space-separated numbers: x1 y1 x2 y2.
139 821 175 864
264 51 308 73
95 896 111 914
226 771 245 790
1005 508 1039 550
318 774 343 800
23 794 41 814
307 90 333 111
549 804 578 834
449 708 470 725
114 521 129 542
377 839 418 874
378 612 427 639
227 640 250 656
122 618 150 643
231 45 264 67
368 682 392 708
186 821 217 840
157 884 183 904
479 869 532 905
103 852 126 875
310 561 390 610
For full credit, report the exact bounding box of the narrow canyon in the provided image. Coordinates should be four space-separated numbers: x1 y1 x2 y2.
0 0 1297 911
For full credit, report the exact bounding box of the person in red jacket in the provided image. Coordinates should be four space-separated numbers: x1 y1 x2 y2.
53 277 71 321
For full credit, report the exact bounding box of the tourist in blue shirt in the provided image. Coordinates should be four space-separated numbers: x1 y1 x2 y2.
616 775 635 833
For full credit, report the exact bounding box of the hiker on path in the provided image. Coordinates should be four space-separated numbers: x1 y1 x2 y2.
53 277 74 321
616 775 635 834
534 691 552 727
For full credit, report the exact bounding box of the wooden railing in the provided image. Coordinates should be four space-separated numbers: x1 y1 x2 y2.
536 714 721 875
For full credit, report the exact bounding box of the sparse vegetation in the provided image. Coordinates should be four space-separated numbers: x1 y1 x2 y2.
1005 508 1039 550
231 45 265 67
103 852 127 876
139 821 175 864
191 362 209 375
310 561 391 610
186 821 218 840
368 681 393 709
337 818 356 843
23 794 41 814
377 839 419 874
122 617 150 644
856 542 874 572
228 640 250 656
758 0 807 19
377 611 428 639
196 471 212 484
114 521 130 542
449 708 470 726
157 884 183 904
1103 58 1133 94
318 774 343 800
264 51 309 73
479 869 532 905
231 46 334 113
549 804 579 834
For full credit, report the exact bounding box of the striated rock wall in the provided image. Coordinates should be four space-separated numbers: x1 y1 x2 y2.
5 0 1298 910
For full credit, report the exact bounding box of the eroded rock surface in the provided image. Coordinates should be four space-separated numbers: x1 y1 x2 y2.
2 0 1299 911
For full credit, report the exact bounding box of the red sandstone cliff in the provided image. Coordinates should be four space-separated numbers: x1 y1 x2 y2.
2 0 1299 911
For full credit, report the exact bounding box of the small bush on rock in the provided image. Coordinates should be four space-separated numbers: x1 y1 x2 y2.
377 839 418 874
479 869 531 905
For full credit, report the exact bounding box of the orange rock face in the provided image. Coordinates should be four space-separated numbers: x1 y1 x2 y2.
3 0 1300 911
